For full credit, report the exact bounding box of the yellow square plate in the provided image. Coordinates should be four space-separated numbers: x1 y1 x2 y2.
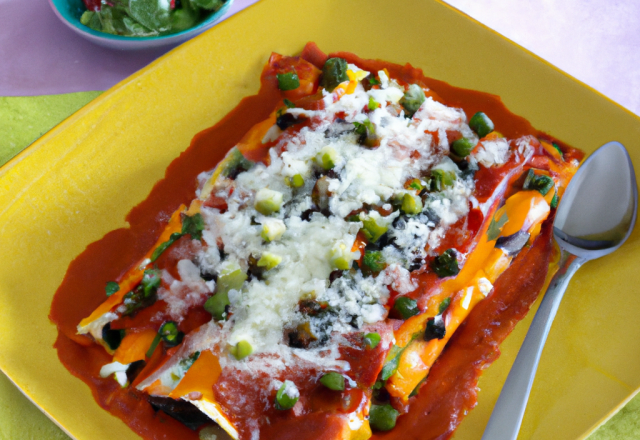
1 0 639 439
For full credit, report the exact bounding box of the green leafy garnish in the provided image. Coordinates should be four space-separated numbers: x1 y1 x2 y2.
277 72 300 91
151 232 183 262
380 345 404 380
182 213 205 240
105 281 120 297
363 250 386 273
367 77 381 86
394 297 420 320
368 96 380 111
438 297 451 314
431 249 460 278
321 58 349 91
487 211 509 241
523 169 555 196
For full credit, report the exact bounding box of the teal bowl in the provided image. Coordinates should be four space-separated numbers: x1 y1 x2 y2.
48 0 234 50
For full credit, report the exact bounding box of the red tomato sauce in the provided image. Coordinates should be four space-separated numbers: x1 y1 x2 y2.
49 42 582 440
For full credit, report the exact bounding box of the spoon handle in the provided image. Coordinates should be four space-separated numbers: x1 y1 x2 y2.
481 249 584 440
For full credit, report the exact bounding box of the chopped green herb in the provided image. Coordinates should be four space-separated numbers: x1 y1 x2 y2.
523 169 555 196
550 191 559 209
381 345 404 380
552 142 564 158
427 169 456 192
361 216 388 243
275 381 299 410
407 179 424 191
487 211 509 241
400 84 426 117
367 77 381 86
364 332 381 349
431 249 460 278
283 98 296 108
146 332 162 359
363 250 386 273
368 96 380 111
438 297 451 314
182 213 205 240
394 297 420 320
277 72 300 91
105 281 120 297
320 372 345 391
141 268 162 297
451 137 475 157
151 232 183 262
353 119 378 148
320 57 349 92
369 404 399 431
469 112 495 138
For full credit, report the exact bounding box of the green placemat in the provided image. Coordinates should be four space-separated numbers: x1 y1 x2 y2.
0 91 102 167
1 92 639 439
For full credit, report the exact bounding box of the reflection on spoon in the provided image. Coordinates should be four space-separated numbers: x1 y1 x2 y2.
482 141 638 440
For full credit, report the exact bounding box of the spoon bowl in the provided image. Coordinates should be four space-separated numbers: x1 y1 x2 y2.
482 141 638 440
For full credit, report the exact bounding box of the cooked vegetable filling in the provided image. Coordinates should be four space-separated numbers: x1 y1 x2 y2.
74 45 581 440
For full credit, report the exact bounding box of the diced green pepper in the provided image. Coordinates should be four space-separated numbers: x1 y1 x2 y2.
427 169 456 192
394 297 419 319
254 188 283 215
401 193 423 215
275 381 299 410
361 216 388 243
159 321 184 347
353 119 378 148
431 249 460 278
469 112 495 138
261 218 286 242
320 58 349 92
369 404 399 431
451 137 475 157
277 72 300 91
320 372 345 391
257 252 282 271
364 332 381 349
400 84 426 117
523 169 555 196
317 146 339 170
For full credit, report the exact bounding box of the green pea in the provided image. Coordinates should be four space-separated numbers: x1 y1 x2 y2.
469 112 494 138
275 381 299 410
364 332 381 349
319 372 345 391
394 297 419 319
451 137 475 157
369 404 399 431
400 84 426 117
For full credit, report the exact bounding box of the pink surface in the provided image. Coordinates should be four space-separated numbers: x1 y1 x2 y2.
1 0 639 117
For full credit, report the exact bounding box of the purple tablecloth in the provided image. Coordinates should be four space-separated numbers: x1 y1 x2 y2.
0 0 260 96
1 0 639 116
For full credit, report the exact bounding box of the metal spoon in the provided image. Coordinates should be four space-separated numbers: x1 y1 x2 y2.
481 141 638 440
